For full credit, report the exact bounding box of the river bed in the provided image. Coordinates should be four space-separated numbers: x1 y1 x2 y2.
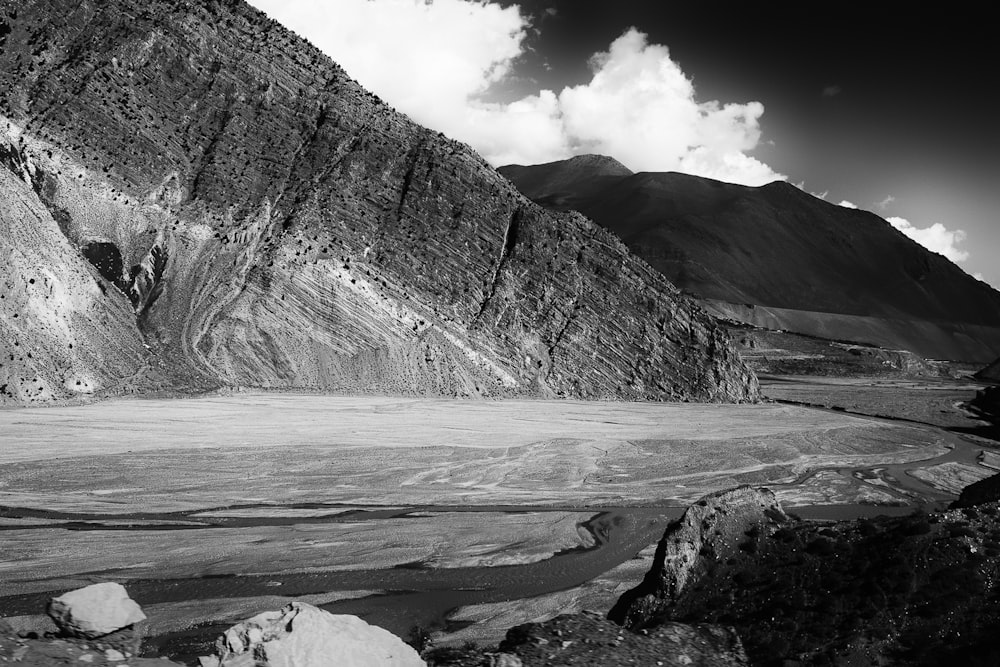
1 388 997 659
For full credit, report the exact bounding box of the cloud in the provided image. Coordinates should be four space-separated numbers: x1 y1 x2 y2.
887 216 969 263
876 195 896 209
822 85 842 97
838 200 857 209
246 1 783 186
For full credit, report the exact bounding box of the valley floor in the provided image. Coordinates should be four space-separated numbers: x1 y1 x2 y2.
0 380 996 658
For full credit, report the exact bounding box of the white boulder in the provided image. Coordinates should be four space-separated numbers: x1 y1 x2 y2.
214 602 425 667
47 582 146 638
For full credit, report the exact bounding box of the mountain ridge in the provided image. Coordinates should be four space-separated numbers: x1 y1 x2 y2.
0 0 757 405
499 156 1000 362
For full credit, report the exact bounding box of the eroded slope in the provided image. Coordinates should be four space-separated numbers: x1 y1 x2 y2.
0 1 756 404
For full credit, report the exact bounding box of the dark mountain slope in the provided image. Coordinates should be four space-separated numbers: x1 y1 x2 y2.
500 157 1000 362
0 1 757 404
977 358 1000 383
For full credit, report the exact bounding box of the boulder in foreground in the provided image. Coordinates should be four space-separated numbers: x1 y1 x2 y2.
610 486 787 628
47 582 146 639
204 602 425 667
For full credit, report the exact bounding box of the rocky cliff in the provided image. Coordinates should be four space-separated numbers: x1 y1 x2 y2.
500 157 1000 363
0 1 757 405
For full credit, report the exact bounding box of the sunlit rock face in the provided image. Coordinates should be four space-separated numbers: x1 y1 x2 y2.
0 0 757 404
209 602 425 667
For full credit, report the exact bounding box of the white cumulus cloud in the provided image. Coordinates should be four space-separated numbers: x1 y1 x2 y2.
838 200 857 209
887 216 969 263
246 1 783 186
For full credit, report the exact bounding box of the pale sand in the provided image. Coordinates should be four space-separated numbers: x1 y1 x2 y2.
0 395 950 513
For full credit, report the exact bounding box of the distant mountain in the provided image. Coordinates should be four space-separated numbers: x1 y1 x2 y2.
500 156 1000 362
0 2 756 405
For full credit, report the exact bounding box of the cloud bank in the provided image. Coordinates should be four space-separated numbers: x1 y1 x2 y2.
888 216 969 263
247 0 784 186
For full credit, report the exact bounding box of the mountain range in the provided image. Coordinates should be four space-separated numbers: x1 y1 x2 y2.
500 155 1000 362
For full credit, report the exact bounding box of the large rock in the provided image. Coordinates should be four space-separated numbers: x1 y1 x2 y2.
953 471 1000 508
46 582 146 639
0 1 757 405
610 486 787 628
207 602 424 667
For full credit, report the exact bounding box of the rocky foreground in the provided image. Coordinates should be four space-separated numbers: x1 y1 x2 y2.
0 0 756 406
8 483 1000 666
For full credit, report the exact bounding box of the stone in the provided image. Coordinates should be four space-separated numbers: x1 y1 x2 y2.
494 653 523 667
47 583 146 639
610 486 787 628
212 602 425 667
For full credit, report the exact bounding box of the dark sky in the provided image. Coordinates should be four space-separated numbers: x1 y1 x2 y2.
488 1 999 287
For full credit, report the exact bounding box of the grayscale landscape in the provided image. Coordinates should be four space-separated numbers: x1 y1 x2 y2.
2 1 1000 666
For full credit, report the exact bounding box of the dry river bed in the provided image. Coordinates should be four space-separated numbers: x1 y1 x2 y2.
0 385 996 659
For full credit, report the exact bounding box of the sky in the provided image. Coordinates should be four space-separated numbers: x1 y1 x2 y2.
246 0 999 289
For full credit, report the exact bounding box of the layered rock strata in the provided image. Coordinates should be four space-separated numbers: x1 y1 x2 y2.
0 1 757 404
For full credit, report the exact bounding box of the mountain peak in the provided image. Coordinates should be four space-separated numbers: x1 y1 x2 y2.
562 154 634 176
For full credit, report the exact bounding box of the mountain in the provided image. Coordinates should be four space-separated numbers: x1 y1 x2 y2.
0 1 757 405
499 156 1000 362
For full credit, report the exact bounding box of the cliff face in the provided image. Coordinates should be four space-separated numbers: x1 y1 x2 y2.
501 157 1000 363
0 1 758 405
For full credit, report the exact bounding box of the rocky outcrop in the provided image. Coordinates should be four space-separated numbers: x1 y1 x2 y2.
204 602 425 667
0 1 757 404
609 487 787 628
953 470 1000 508
976 357 1000 382
501 157 1000 363
497 611 748 667
47 583 146 639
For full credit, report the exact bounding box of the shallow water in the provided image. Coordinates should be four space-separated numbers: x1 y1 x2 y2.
1 389 996 662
